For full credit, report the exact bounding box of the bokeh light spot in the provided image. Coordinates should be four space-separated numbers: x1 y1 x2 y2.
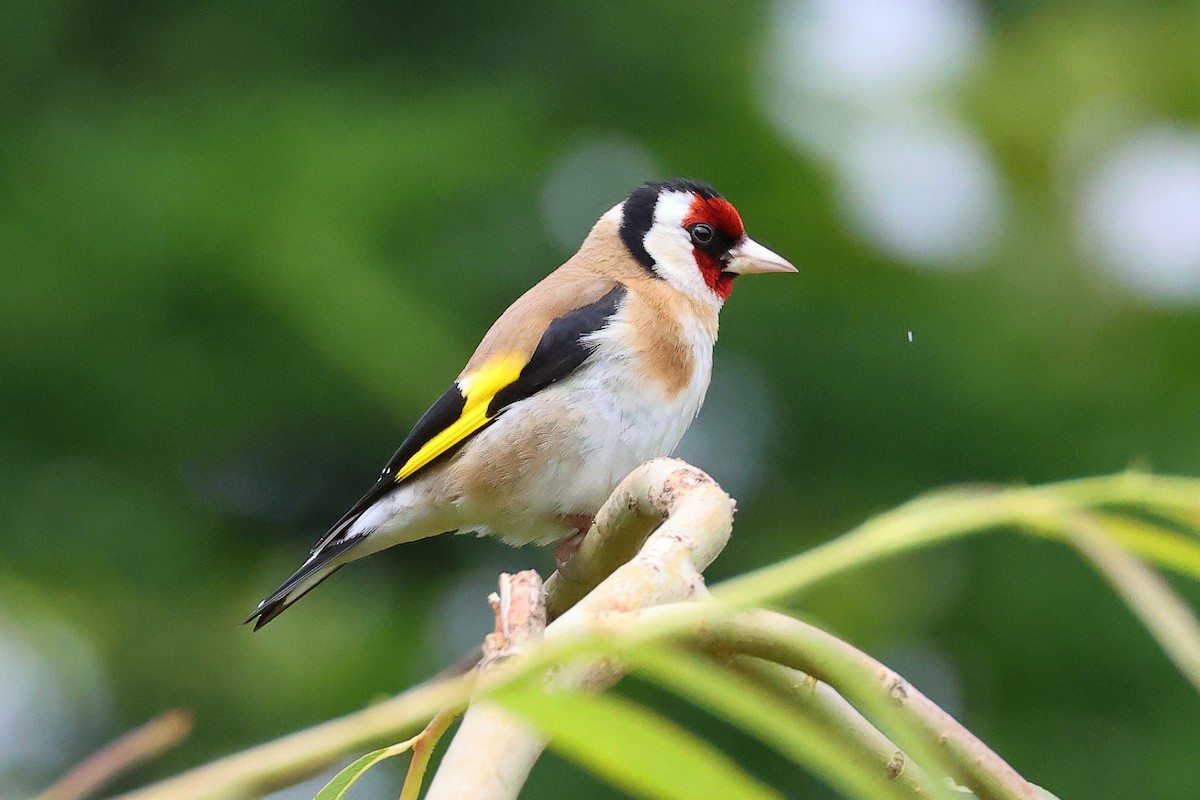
540 137 659 254
836 118 1004 266
0 615 111 797
776 0 982 98
762 0 1002 269
1078 126 1200 304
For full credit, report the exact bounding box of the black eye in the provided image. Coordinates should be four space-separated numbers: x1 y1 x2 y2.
689 223 715 246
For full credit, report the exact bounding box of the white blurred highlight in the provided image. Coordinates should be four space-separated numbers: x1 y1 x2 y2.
778 0 981 99
540 137 659 254
763 0 1004 268
837 118 1003 265
1078 127 1200 304
0 618 111 796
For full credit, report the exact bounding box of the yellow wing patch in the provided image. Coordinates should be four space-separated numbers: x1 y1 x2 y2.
394 354 526 481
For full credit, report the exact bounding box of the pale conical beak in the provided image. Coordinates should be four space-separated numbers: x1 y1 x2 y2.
723 237 797 275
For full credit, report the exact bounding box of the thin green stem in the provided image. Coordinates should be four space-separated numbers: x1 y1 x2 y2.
723 656 937 798
634 646 940 800
109 675 473 800
398 709 459 800
692 609 1037 800
1060 513 1200 691
714 473 1200 608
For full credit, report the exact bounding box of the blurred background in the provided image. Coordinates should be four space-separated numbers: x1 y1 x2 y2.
2 0 1199 797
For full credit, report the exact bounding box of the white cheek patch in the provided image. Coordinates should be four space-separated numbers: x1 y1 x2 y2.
651 190 693 229
643 192 713 300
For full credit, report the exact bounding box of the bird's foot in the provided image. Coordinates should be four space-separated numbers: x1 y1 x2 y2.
554 531 587 573
554 514 594 573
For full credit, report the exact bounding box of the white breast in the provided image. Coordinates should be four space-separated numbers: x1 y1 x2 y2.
567 306 714 485
448 299 717 545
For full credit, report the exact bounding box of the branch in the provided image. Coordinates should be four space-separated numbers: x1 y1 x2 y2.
719 656 937 798
713 472 1200 609
625 605 1037 800
424 458 736 798
424 460 988 800
544 457 735 617
37 711 192 800
423 571 547 800
108 459 1061 800
108 675 473 800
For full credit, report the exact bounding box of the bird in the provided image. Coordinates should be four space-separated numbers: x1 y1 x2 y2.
246 178 795 629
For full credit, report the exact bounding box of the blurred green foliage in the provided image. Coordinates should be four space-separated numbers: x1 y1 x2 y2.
2 1 1199 798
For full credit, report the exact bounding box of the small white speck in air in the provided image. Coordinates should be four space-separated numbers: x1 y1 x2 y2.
907 330 914 342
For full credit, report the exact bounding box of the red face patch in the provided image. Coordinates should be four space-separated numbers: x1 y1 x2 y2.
683 196 744 239
684 194 744 301
700 262 735 301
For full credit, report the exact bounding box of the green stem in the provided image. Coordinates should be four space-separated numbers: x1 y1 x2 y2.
398 709 458 800
714 473 1200 608
636 646 941 800
695 609 1037 800
1060 513 1200 691
109 676 472 800
726 656 938 798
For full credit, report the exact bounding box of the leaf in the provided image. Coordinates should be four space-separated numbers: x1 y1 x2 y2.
1097 513 1200 581
313 739 416 800
628 645 943 800
1066 514 1200 692
493 684 781 800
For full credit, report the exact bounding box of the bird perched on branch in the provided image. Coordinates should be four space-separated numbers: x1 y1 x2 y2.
246 178 794 629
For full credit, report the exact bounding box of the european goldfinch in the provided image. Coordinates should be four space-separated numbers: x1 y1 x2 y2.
247 178 794 629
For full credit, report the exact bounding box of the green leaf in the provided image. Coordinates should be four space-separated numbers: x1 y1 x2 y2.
628 645 943 800
1097 513 1200 581
1065 515 1200 692
493 684 781 800
313 739 416 800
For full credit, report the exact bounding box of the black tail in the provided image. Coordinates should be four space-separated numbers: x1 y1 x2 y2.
244 473 399 631
243 538 357 630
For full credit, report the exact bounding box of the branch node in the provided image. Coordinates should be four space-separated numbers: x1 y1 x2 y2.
482 571 545 667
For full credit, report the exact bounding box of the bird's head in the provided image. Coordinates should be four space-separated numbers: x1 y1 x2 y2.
613 178 795 303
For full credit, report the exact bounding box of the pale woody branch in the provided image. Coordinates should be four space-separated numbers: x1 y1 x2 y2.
107 458 1040 800
694 608 1037 800
425 458 736 798
106 458 732 800
721 657 937 798
424 571 547 800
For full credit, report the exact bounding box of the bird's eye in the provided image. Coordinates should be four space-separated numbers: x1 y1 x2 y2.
689 223 715 246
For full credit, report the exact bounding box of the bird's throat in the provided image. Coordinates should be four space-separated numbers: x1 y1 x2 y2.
693 250 735 301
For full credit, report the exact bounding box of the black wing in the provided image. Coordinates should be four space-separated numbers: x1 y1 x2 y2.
245 285 626 628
